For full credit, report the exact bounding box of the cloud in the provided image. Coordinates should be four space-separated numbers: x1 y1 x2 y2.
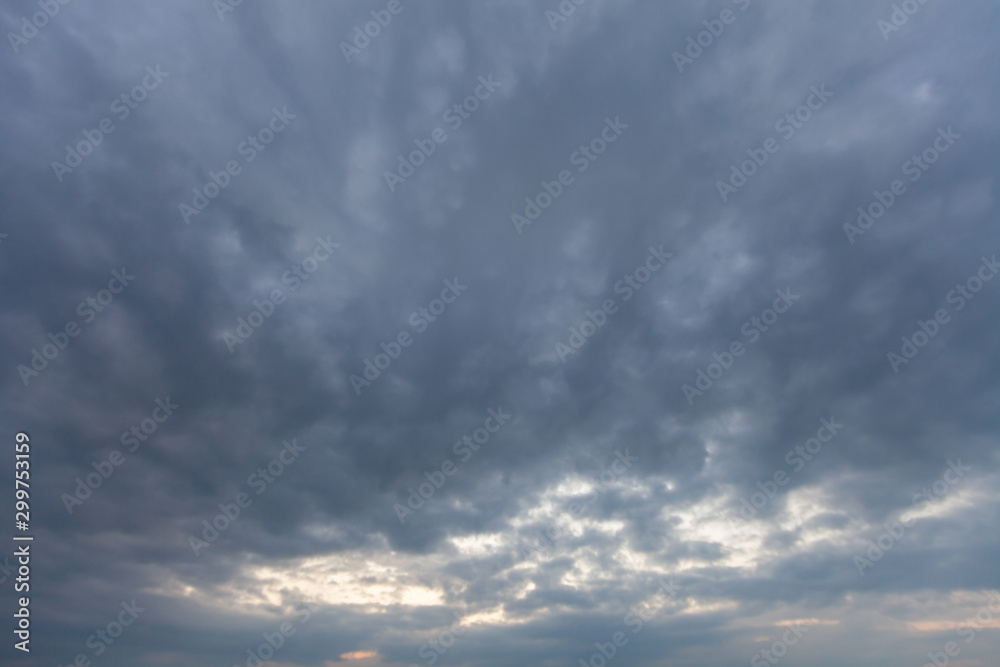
1 0 999 665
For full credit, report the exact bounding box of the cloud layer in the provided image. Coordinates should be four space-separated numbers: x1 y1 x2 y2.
1 1 999 666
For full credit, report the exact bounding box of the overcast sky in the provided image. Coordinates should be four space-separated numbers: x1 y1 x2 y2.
1 1 999 666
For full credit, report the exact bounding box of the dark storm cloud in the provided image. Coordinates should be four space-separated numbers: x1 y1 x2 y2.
1 0 998 665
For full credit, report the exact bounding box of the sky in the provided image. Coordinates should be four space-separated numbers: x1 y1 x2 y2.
1 1 999 666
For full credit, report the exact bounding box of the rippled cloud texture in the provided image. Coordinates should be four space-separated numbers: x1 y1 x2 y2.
1 1 999 666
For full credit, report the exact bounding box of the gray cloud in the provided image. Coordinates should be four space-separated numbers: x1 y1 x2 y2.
1 1 999 665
